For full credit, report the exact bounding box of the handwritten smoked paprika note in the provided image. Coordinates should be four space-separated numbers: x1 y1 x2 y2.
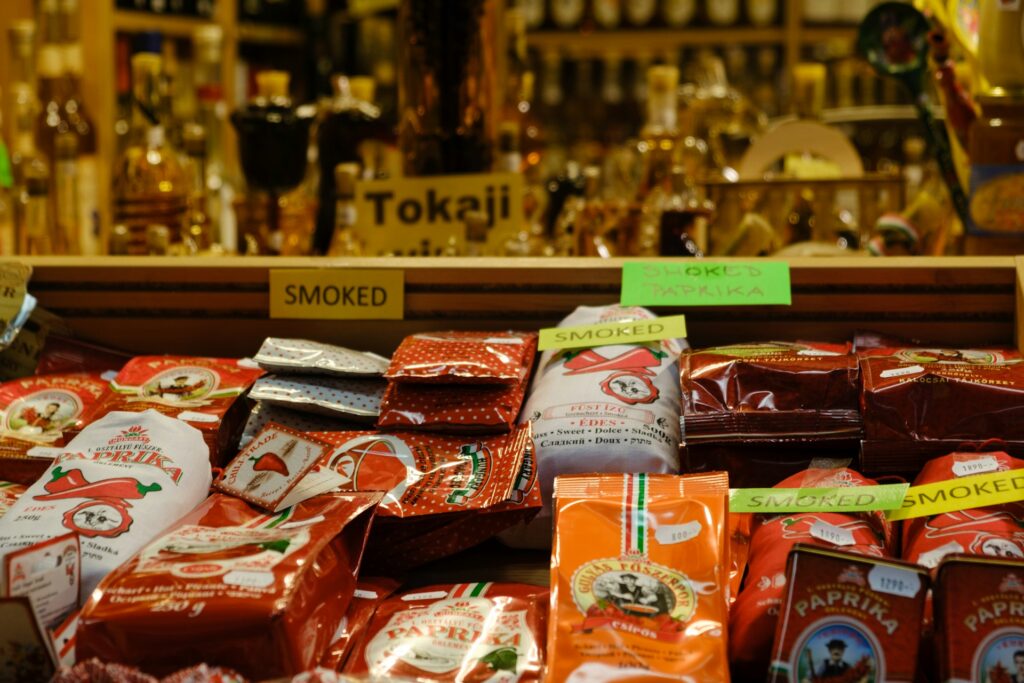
620 261 792 306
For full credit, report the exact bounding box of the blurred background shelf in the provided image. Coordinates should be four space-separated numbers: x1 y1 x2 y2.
237 22 304 46
113 9 215 37
527 27 788 56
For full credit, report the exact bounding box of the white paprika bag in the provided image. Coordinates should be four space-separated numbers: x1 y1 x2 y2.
500 305 684 548
0 410 212 601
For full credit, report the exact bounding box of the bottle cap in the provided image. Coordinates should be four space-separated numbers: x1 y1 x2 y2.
131 52 163 80
350 76 376 103
183 123 207 156
334 163 359 198
134 31 163 55
647 65 679 94
193 25 222 63
463 211 489 242
256 71 290 100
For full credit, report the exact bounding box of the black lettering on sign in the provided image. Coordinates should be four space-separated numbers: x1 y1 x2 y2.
298 285 319 306
372 287 387 306
398 199 422 224
365 191 394 225
323 286 340 306
285 285 297 305
426 189 451 222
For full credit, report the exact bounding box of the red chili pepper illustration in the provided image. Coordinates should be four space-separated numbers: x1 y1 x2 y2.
564 348 665 376
251 452 289 477
35 466 162 502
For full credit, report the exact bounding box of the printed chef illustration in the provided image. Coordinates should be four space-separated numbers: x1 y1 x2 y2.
33 465 161 539
798 626 876 683
142 367 215 404
562 345 665 405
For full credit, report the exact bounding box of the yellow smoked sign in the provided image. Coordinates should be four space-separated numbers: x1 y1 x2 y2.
886 468 1024 521
353 172 524 256
269 269 404 320
538 315 688 351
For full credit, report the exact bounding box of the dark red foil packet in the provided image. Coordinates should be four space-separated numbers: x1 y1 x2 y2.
375 375 529 433
320 577 400 671
859 347 1024 473
768 545 930 683
384 331 538 385
935 554 1024 683
681 341 861 445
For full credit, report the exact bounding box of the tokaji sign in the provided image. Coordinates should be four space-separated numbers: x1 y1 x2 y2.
620 261 792 306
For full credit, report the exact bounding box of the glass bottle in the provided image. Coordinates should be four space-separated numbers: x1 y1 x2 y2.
327 163 363 257
53 131 79 254
315 75 381 253
36 0 66 161
463 211 489 257
662 0 696 27
57 0 98 254
624 0 656 27
549 0 584 28
522 0 545 28
181 123 211 253
193 25 228 248
495 122 522 173
636 65 680 200
19 165 55 256
9 81 49 253
114 36 132 158
592 0 621 29
658 166 708 257
707 0 739 25
0 92 12 256
112 53 188 255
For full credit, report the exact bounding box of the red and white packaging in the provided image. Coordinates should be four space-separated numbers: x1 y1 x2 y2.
100 356 264 465
320 577 400 670
501 305 683 548
0 480 25 517
0 373 110 484
376 378 528 433
0 409 212 602
385 331 538 385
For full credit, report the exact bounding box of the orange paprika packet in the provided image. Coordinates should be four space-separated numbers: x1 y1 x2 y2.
548 472 730 682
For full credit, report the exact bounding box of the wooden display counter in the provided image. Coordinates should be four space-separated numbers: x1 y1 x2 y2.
19 256 1023 355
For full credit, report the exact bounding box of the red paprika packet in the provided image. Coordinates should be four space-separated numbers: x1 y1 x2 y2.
100 356 264 465
385 331 538 385
730 466 893 681
681 341 861 444
934 554 1024 683
320 577 400 671
344 582 548 682
375 376 528 433
902 450 1024 569
0 372 110 484
0 480 24 516
860 347 1024 472
77 491 382 679
35 334 132 376
768 545 930 683
549 472 730 682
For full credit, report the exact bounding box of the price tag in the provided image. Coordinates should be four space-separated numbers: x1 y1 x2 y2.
868 564 922 598
654 521 702 545
809 520 855 547
5 534 79 631
879 364 924 379
269 269 403 320
729 484 908 513
620 261 791 307
952 456 1000 477
538 314 687 351
887 468 1024 521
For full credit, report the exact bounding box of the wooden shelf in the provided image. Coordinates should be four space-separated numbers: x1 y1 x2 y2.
526 27 786 56
113 9 215 37
237 22 305 47
800 25 859 44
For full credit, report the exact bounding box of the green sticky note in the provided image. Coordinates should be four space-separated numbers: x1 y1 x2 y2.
620 261 792 307
538 314 687 351
729 484 909 513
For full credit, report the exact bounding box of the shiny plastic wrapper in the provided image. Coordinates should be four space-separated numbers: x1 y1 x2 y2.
375 376 528 433
384 331 538 385
321 577 400 671
254 338 390 377
239 401 361 449
249 375 384 422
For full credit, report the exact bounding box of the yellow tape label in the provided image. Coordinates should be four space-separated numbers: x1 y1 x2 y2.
537 315 687 351
886 468 1024 521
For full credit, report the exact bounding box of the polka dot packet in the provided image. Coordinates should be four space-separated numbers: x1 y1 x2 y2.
248 375 384 422
384 331 538 385
375 376 528 433
253 338 390 377
239 401 363 448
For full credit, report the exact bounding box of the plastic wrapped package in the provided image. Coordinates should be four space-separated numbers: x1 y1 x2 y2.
321 577 400 670
375 377 528 433
249 376 384 422
254 338 390 377
384 331 538 385
239 402 361 449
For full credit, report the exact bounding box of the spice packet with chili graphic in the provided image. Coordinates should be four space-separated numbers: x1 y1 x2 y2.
860 347 1024 473
254 338 390 378
0 410 212 603
344 582 548 682
548 472 729 682
934 554 1024 683
731 466 894 681
385 331 538 385
0 373 111 485
768 545 929 683
902 450 1024 570
375 374 529 433
681 341 861 445
321 577 400 671
0 480 25 517
99 356 265 466
240 402 360 449
77 491 382 679
248 375 384 422
504 305 683 550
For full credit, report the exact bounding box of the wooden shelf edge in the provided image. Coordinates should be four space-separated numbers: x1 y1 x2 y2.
113 9 214 37
526 27 786 55
237 22 305 46
800 25 860 44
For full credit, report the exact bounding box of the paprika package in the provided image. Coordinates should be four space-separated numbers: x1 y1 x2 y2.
248 375 384 422
320 577 400 670
101 356 264 465
240 402 359 448
730 466 894 681
0 409 212 601
860 347 1024 472
506 305 683 549
376 377 528 433
344 582 548 682
76 491 382 679
902 450 1024 569
768 545 930 683
0 480 24 516
548 472 729 682
0 372 110 484
254 338 389 377
385 331 538 384
934 554 1024 683
311 426 539 567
